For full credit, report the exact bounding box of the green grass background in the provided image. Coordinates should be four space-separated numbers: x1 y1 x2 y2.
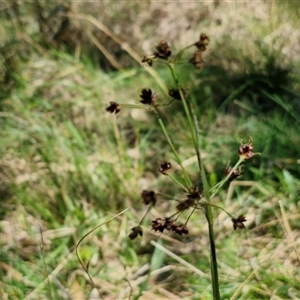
0 1 299 299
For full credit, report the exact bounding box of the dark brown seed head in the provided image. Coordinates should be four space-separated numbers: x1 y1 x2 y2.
153 39 172 60
174 224 189 235
200 33 210 45
139 88 157 105
187 186 201 201
151 218 165 233
164 218 177 231
128 226 143 240
232 215 247 230
106 102 121 114
158 161 172 175
168 89 181 100
168 88 188 101
141 190 156 206
190 50 204 70
195 33 210 51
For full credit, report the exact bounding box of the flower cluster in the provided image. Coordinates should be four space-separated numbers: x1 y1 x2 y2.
190 33 210 70
104 35 258 241
128 226 143 240
158 161 172 175
105 101 121 115
139 88 157 105
238 136 260 160
151 218 189 235
195 33 210 51
141 190 156 206
142 33 209 69
153 39 172 60
126 139 255 240
142 40 172 66
232 215 247 230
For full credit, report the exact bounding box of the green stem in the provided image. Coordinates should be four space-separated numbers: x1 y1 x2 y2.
139 204 153 225
210 157 244 197
168 64 202 173
153 106 192 188
168 173 190 193
206 206 221 300
197 202 234 219
156 192 181 202
185 206 196 225
173 43 195 63
168 63 220 299
122 104 150 109
76 208 129 293
168 210 183 221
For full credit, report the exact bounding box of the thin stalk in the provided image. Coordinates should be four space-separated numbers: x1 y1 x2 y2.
185 206 196 225
173 43 195 62
76 208 129 293
193 104 221 300
167 210 183 221
156 192 181 202
169 63 220 299
168 63 202 174
113 117 125 166
152 106 192 188
122 104 151 109
196 202 234 218
167 173 190 192
139 204 154 225
206 208 220 300
167 64 195 139
39 225 53 300
210 157 244 197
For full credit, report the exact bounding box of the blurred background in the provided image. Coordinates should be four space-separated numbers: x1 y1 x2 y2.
0 1 299 299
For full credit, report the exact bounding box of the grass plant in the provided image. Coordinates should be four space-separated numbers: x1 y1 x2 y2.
104 35 259 299
1 1 300 299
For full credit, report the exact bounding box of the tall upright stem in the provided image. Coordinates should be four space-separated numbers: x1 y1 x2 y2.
206 206 221 299
169 62 220 299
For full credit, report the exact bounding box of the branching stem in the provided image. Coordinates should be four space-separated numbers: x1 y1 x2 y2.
169 62 221 299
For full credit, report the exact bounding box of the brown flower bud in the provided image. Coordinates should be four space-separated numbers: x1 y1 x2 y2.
238 137 255 160
232 215 247 230
128 226 143 240
139 88 157 105
151 218 165 233
158 161 171 175
195 33 210 51
174 224 189 235
190 50 204 70
164 218 177 231
105 102 121 115
141 190 156 206
153 39 172 60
